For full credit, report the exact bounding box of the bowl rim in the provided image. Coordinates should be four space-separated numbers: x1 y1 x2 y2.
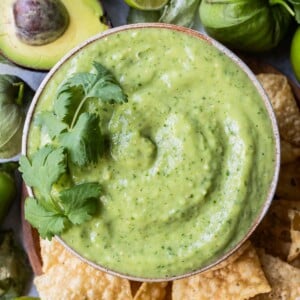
22 23 280 282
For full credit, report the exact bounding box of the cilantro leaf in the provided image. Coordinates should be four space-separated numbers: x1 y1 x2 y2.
60 72 95 96
24 182 101 239
86 62 128 103
54 85 84 126
24 197 67 240
19 145 66 199
24 182 102 239
59 62 128 104
56 62 128 129
35 111 67 139
59 112 102 166
59 183 101 225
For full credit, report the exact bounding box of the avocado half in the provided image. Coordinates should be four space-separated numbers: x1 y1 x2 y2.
0 0 109 70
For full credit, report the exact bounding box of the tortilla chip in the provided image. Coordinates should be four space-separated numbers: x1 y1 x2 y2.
130 281 142 297
253 250 300 299
133 282 168 300
256 73 300 146
288 209 300 261
172 243 270 300
271 199 300 211
251 199 294 260
40 238 70 273
290 257 300 268
281 139 300 164
276 160 300 200
165 283 172 300
35 239 132 300
208 241 252 272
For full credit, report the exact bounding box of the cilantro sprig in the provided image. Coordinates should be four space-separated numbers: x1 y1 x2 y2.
19 62 127 239
20 145 102 239
35 62 127 167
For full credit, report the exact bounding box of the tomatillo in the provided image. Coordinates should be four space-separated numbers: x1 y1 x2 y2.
0 171 16 222
291 27 300 82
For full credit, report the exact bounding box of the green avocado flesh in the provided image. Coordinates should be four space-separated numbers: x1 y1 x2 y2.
0 0 108 70
27 27 277 278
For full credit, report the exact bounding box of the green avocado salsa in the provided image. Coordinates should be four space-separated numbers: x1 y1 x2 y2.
27 27 277 278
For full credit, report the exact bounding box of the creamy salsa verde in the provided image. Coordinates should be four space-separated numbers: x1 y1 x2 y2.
28 27 277 278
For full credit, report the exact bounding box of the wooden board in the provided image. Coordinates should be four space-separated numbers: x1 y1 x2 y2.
21 60 300 277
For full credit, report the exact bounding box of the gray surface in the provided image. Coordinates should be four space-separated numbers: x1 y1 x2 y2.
0 63 46 90
0 0 298 297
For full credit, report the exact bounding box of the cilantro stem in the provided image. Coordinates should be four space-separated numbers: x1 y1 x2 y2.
70 95 88 129
50 198 64 214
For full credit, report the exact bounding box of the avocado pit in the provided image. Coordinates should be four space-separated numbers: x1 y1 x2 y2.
13 0 69 46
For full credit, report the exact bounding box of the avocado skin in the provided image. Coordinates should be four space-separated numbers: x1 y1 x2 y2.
0 0 109 70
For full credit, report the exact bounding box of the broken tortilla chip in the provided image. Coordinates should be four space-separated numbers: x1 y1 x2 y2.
35 239 132 300
256 73 300 147
280 139 300 164
290 257 300 268
172 243 270 300
251 199 294 260
208 241 252 272
133 282 168 300
288 209 300 261
40 238 70 273
130 281 143 297
276 160 300 200
271 199 300 211
254 249 300 299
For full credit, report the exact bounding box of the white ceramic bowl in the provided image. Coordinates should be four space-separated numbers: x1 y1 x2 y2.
22 23 280 281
